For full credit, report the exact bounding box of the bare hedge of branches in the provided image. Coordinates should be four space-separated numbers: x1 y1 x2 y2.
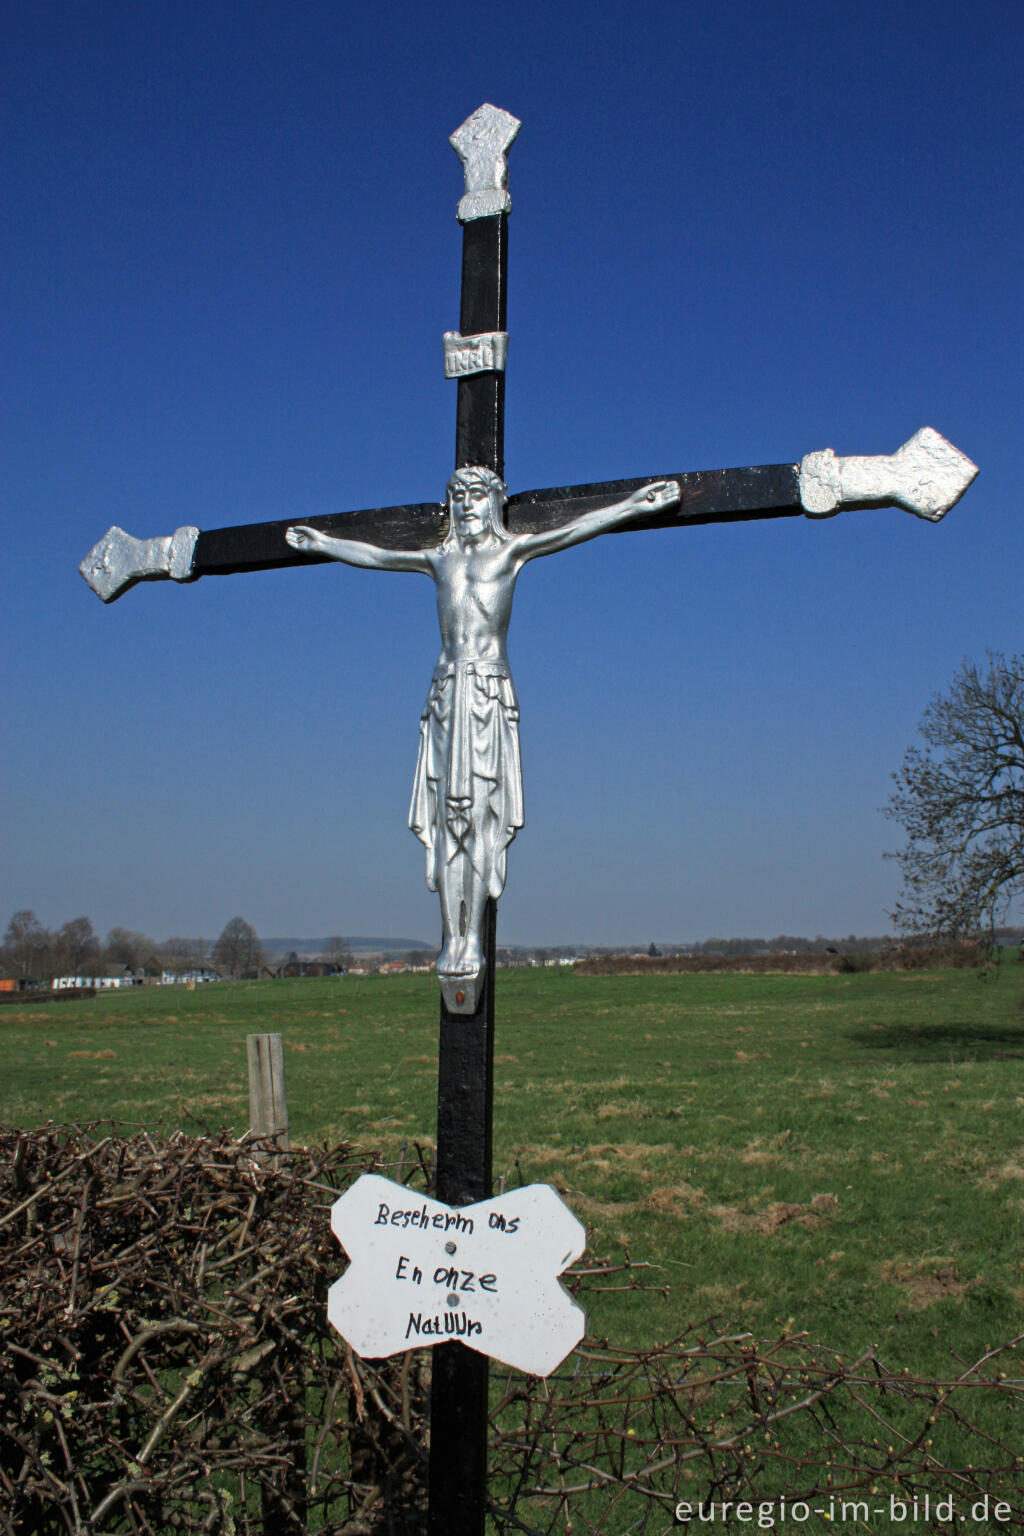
2 1126 1022 1534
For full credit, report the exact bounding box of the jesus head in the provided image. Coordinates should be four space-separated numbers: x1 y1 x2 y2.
444 466 510 547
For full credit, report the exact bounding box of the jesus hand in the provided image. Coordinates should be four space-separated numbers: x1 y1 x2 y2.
625 480 681 515
285 525 325 553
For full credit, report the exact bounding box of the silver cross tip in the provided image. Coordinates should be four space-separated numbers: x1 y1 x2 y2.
450 104 521 222
79 524 199 602
799 427 978 521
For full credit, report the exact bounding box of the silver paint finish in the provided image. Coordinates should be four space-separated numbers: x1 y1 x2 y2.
286 471 680 1011
79 524 199 603
796 450 842 515
800 427 978 521
443 330 509 378
449 104 521 222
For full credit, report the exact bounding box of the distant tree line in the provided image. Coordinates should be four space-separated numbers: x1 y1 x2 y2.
687 934 890 958
0 911 272 984
7 906 1020 988
502 930 1024 965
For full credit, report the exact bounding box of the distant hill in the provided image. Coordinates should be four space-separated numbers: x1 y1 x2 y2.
263 936 433 959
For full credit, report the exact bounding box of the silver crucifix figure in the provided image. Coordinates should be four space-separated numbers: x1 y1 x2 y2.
286 472 680 1011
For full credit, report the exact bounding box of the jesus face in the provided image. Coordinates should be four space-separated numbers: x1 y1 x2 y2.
448 473 500 545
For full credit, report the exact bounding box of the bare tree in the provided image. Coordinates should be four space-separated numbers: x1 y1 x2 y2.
322 936 354 969
404 948 437 968
163 936 211 974
104 927 161 974
57 916 101 974
884 652 1024 936
212 917 265 978
2 910 53 982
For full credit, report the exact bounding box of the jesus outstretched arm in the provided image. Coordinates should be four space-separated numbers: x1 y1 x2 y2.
284 525 432 574
509 479 681 564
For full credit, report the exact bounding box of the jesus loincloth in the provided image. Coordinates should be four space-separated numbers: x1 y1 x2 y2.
409 658 524 898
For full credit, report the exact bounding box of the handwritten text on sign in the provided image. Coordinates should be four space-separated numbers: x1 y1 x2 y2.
328 1174 586 1376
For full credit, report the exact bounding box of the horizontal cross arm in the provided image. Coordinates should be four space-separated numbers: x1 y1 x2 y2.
194 501 445 577
507 427 978 538
80 501 445 602
79 430 976 602
506 463 801 537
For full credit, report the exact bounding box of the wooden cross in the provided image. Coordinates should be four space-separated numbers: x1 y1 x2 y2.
80 104 978 1536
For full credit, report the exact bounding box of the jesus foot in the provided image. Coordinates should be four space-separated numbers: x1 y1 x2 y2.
437 942 487 1015
438 936 483 979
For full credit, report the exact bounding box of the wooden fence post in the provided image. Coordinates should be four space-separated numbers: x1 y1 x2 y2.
243 1032 303 1531
246 1033 289 1155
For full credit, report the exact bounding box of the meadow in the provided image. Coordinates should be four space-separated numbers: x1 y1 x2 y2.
4 958 1023 1385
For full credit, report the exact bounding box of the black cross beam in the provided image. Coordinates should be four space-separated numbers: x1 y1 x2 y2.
80 104 977 1536
95 461 807 592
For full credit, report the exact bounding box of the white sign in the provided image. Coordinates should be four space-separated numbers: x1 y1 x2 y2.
327 1173 586 1377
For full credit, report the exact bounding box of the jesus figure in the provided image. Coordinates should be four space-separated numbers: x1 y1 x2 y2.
286 467 680 1006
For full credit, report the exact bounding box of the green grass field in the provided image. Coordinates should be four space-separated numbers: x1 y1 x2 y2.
4 961 1024 1378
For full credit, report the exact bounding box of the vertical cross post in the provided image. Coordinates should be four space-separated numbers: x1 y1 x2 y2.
454 214 508 475
429 906 495 1535
428 103 519 1536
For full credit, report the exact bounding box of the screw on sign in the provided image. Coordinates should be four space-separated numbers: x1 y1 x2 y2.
79 105 978 1536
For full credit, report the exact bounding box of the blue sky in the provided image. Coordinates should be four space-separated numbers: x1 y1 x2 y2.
4 0 1020 948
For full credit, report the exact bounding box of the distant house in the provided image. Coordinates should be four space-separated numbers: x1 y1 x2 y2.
272 956 346 979
52 976 133 990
